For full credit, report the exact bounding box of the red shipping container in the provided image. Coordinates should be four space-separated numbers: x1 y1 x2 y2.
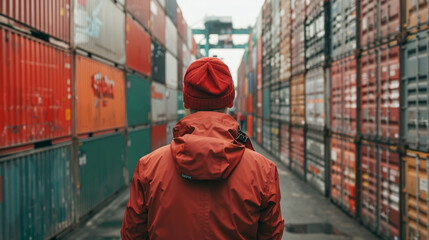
360 0 400 49
360 141 400 239
246 95 253 114
330 134 356 216
151 124 167 151
150 0 166 46
361 44 400 142
257 118 262 144
0 28 72 149
126 16 151 77
257 36 263 65
257 63 263 90
330 55 357 136
0 0 71 43
177 5 185 39
75 55 126 135
291 0 306 75
291 126 305 178
280 123 290 167
126 0 151 30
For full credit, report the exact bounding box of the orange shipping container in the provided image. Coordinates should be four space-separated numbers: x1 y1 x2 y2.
405 0 429 32
76 56 126 135
291 73 305 126
404 150 429 239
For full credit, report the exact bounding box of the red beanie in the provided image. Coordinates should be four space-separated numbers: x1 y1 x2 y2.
183 57 235 110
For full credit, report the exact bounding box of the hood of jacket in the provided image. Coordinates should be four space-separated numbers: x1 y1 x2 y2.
170 111 245 180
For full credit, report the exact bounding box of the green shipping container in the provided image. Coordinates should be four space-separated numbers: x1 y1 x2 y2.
127 74 151 126
127 127 151 182
77 132 126 218
0 143 73 240
263 88 271 119
177 91 185 120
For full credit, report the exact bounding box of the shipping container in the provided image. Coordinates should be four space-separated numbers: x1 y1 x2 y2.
305 0 330 69
280 123 290 167
166 120 177 144
166 52 178 89
0 0 71 43
257 63 263 90
166 87 178 121
305 67 326 130
257 89 263 117
262 119 271 152
404 150 429 240
257 117 262 144
158 0 166 8
152 124 167 151
330 134 356 216
166 17 178 57
401 30 429 152
151 82 167 123
126 0 151 30
280 0 291 40
279 34 291 82
291 73 305 126
246 94 253 114
150 0 166 46
306 128 327 195
126 74 151 126
75 55 126 135
360 0 400 50
152 40 166 84
330 55 357 136
263 88 271 119
0 28 72 149
126 16 151 76
0 143 73 240
291 126 305 178
177 90 185 120
404 0 429 33
77 132 126 218
360 141 399 239
331 0 356 58
127 127 151 183
166 0 177 25
279 81 290 122
270 83 280 120
177 5 185 38
271 120 280 159
361 44 400 142
291 0 306 75
74 0 125 64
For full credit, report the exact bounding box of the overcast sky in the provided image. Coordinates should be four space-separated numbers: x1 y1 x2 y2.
177 0 265 86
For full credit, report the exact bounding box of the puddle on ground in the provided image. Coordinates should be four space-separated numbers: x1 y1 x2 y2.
285 223 350 237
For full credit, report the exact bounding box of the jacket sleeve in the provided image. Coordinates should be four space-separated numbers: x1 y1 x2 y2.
121 160 149 240
257 163 285 240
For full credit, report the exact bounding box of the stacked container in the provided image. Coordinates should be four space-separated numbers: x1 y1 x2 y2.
304 0 330 196
0 0 197 238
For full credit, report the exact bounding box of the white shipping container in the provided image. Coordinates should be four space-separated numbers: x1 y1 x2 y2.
151 82 167 123
183 43 191 67
305 67 325 129
166 52 178 89
166 87 178 120
166 17 178 57
187 27 193 49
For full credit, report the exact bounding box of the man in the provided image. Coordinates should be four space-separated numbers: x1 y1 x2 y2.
121 57 284 239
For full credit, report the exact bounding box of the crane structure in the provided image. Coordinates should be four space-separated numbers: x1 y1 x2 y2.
192 16 251 57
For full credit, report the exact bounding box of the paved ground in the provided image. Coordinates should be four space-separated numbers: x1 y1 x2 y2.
62 142 378 240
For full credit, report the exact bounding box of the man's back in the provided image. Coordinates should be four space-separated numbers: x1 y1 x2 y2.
121 112 284 239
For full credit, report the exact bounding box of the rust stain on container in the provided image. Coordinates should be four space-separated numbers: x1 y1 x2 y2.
0 28 72 149
75 55 126 135
0 0 71 43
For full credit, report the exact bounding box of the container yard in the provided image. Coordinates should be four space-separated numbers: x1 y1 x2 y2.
1 0 429 239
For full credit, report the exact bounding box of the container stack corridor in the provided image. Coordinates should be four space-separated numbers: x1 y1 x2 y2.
0 0 428 239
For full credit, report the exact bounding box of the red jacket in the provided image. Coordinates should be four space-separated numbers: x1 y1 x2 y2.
121 112 284 239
